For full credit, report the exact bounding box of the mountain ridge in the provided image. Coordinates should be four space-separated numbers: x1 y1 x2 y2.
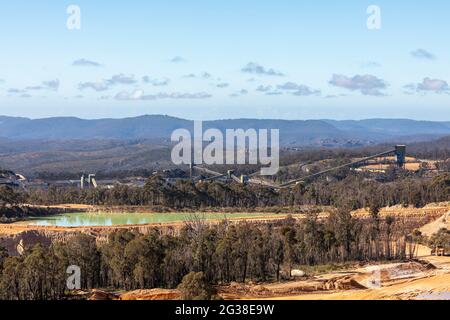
1 115 450 145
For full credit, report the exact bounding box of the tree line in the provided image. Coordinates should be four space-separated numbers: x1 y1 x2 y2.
0 208 434 300
22 173 449 210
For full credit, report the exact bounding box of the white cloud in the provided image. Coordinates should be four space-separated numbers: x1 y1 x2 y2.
115 90 212 101
265 91 283 96
229 89 248 97
9 79 60 94
256 85 272 92
78 82 109 92
142 76 170 86
411 49 436 60
329 74 387 96
241 62 284 76
73 59 102 67
277 82 321 96
406 78 449 94
201 72 211 79
115 89 144 100
106 74 137 85
43 79 60 91
8 88 26 93
216 83 229 88
182 72 212 80
170 56 186 63
78 74 137 92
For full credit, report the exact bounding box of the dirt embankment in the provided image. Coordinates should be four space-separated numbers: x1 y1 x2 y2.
84 211 450 301
420 211 450 237
86 289 180 301
87 257 450 301
1 203 448 257
0 224 180 256
85 242 450 301
237 245 450 301
119 289 180 301
0 215 291 256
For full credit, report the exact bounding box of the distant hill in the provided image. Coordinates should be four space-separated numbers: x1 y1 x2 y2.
323 119 450 138
1 115 450 146
1 115 450 176
0 139 173 176
0 115 190 141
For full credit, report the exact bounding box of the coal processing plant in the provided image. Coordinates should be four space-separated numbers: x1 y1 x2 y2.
186 145 408 189
0 145 409 191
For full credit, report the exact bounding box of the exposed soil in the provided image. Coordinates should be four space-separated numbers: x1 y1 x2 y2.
1 203 448 256
420 211 450 237
2 203 449 300
91 207 450 301
226 245 450 300
92 253 450 301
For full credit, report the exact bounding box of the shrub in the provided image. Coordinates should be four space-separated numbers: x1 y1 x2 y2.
177 272 221 300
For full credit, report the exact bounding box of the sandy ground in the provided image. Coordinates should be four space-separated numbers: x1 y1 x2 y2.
226 245 450 301
219 212 450 301
80 205 450 301
265 273 450 300
101 252 450 301
2 203 449 300
420 211 450 237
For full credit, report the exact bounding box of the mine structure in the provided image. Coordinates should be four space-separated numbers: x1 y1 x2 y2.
80 174 98 189
186 145 408 190
0 170 26 188
190 165 242 184
279 145 406 188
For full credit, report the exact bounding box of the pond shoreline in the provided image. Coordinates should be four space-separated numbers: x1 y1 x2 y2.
0 214 295 240
14 211 295 228
0 203 328 226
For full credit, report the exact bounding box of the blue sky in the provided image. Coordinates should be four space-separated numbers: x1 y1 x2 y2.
0 0 449 120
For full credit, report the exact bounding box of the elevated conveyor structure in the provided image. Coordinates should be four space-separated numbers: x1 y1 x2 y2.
279 145 406 188
187 145 406 190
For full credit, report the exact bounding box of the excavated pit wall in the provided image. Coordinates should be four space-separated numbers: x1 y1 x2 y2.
0 207 446 256
0 224 181 256
0 216 291 256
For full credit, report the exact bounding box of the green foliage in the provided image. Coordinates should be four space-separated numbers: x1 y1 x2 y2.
0 246 8 273
177 272 220 300
0 186 25 208
0 245 66 300
297 262 356 276
0 211 437 300
429 228 450 253
23 173 450 210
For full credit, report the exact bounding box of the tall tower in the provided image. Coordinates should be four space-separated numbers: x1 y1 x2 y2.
395 145 406 168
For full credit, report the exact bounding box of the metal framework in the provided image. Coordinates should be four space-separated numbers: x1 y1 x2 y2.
80 174 98 189
188 145 407 190
279 145 406 188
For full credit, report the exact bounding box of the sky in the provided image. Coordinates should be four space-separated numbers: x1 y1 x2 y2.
0 0 449 120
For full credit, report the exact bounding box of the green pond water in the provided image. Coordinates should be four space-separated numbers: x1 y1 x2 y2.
22 212 279 227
